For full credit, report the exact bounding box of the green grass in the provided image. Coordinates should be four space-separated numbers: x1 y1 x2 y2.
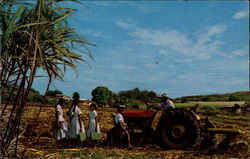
200 105 223 110
175 91 250 102
138 102 230 110
175 103 223 110
175 103 193 108
210 116 249 127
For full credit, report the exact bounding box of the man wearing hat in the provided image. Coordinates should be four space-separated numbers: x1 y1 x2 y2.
148 93 175 111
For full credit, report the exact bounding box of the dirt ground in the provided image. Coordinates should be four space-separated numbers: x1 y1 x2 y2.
13 104 250 159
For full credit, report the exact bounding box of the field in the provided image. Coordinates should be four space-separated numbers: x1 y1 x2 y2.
9 101 250 159
177 101 245 107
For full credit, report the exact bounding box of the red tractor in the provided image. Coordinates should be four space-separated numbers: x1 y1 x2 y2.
108 108 242 149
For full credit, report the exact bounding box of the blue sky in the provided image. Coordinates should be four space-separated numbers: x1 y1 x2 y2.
33 1 249 99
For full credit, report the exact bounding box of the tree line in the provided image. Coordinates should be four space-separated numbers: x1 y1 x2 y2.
91 87 160 108
1 89 63 104
1 86 160 108
175 91 250 103
2 86 248 107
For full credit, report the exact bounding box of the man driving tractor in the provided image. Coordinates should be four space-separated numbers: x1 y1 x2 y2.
148 93 175 111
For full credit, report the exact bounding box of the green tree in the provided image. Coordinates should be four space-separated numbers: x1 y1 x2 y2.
201 96 210 101
47 89 63 97
113 95 128 107
27 88 43 103
147 91 157 97
228 95 240 101
91 86 112 106
130 101 140 109
118 88 157 102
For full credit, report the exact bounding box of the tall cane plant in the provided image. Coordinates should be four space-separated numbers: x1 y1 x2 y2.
0 0 94 157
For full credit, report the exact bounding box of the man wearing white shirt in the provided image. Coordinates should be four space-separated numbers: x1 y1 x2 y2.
115 108 125 126
158 93 175 111
147 93 175 111
109 105 131 147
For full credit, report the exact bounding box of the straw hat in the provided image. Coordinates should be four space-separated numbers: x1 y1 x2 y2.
160 93 168 98
119 105 127 108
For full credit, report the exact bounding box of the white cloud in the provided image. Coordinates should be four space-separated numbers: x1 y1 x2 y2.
137 5 160 13
158 49 170 56
111 64 136 70
116 21 227 60
130 29 191 53
82 78 111 85
231 47 249 56
176 59 192 63
143 63 158 69
206 24 227 36
91 1 113 6
231 50 246 56
233 10 249 19
124 72 163 83
114 20 136 30
137 6 154 13
80 29 109 38
192 24 226 59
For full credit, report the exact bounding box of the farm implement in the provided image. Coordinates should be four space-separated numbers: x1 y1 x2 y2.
118 108 242 150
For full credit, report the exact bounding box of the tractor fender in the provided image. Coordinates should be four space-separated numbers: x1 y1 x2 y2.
190 110 201 120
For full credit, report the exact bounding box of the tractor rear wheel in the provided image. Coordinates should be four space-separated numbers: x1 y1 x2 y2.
159 108 201 149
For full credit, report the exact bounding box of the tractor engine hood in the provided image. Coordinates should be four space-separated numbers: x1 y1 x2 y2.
122 110 157 118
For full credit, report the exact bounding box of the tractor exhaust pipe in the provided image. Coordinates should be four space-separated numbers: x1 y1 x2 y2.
207 128 242 135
